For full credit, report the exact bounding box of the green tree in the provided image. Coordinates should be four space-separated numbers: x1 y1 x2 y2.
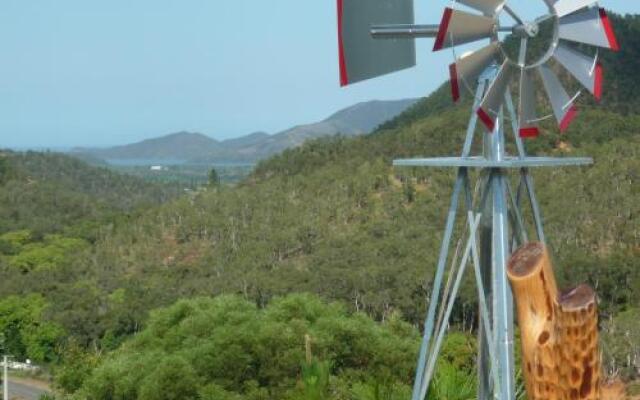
208 168 220 187
0 230 31 255
0 154 11 185
53 341 102 393
429 363 476 400
0 294 64 362
8 235 88 273
299 359 331 400
138 356 200 400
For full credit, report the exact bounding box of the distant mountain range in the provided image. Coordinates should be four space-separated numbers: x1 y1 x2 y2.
72 99 419 164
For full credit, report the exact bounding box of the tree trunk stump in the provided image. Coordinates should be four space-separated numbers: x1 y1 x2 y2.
507 242 623 400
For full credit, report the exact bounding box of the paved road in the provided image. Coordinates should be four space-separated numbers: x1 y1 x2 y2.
1 379 50 400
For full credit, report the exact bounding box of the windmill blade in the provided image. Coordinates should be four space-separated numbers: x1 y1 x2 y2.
553 43 603 100
449 43 500 102
559 7 620 51
518 69 539 138
553 0 597 18
538 64 578 132
433 8 495 51
477 60 513 131
456 0 503 16
337 0 416 86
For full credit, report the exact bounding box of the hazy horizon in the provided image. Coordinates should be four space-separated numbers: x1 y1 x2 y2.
4 97 419 151
1 0 637 148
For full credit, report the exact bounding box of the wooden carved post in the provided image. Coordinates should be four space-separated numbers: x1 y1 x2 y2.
556 284 600 400
507 242 561 400
507 242 610 400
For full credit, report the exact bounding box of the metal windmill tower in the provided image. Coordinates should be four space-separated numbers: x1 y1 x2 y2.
336 1 620 399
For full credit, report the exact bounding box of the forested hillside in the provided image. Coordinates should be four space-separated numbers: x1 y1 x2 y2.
0 151 179 238
0 13 638 400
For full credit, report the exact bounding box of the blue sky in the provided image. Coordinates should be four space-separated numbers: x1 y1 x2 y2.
0 0 637 148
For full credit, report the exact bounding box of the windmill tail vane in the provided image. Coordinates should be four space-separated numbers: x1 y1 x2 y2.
335 1 621 399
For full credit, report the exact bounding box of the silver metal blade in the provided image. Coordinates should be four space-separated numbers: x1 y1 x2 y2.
559 7 620 51
518 69 539 138
449 43 500 101
538 64 578 132
553 0 597 17
433 8 495 52
338 0 416 86
553 42 602 100
456 0 504 16
477 60 513 131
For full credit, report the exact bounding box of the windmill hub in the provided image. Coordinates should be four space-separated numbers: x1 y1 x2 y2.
513 21 540 38
524 21 539 38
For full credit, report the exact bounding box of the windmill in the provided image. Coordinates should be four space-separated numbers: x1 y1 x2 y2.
337 1 620 399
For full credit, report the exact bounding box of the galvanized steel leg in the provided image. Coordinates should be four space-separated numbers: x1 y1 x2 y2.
477 100 516 400
479 71 502 400
463 172 501 394
411 170 464 400
412 74 488 400
479 174 495 397
419 214 482 399
492 171 516 400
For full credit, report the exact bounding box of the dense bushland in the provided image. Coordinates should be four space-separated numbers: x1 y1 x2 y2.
63 294 478 400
